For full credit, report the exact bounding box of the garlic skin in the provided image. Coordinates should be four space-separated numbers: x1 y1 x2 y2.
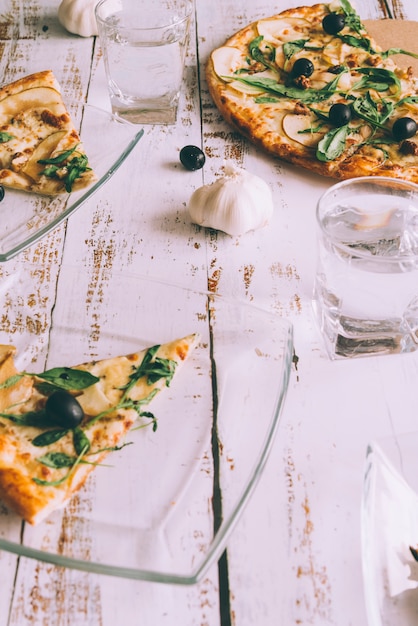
58 0 98 38
188 163 274 236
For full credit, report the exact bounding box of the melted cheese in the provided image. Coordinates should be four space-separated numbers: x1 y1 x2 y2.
0 334 199 524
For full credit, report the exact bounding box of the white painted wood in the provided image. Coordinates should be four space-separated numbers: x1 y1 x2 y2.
1 0 418 624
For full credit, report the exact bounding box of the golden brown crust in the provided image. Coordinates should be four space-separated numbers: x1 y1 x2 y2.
206 3 418 181
0 70 96 195
0 335 198 525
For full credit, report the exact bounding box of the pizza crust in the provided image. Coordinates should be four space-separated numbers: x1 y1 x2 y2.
0 335 199 525
0 70 96 195
206 3 418 181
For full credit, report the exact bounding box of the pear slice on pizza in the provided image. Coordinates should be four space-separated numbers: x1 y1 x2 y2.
0 334 199 525
0 70 96 195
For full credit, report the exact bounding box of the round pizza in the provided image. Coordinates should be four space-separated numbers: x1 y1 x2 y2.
206 0 418 182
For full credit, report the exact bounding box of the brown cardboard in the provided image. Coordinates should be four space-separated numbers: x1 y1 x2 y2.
364 20 418 76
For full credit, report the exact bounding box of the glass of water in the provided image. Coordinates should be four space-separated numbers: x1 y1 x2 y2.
95 0 192 125
313 176 418 359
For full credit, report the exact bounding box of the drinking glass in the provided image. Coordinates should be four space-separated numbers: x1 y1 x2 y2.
95 0 192 124
313 177 418 359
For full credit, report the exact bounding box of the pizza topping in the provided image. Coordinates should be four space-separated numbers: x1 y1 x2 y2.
322 12 346 35
45 390 84 428
38 143 92 192
392 117 418 141
188 162 273 236
291 58 314 79
180 145 206 171
329 102 352 127
400 139 418 156
282 113 323 147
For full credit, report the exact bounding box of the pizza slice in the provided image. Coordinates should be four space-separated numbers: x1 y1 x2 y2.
206 1 418 182
0 70 96 195
0 334 199 525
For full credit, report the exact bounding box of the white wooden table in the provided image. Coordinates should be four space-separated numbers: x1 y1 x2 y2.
1 0 418 624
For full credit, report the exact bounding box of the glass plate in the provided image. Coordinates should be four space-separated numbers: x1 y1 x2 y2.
0 270 293 583
362 432 418 625
0 103 143 261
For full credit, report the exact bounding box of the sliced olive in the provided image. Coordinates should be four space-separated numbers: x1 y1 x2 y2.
329 103 352 127
291 58 314 78
179 145 205 171
322 12 346 35
392 117 418 141
45 390 84 429
0 185 4 202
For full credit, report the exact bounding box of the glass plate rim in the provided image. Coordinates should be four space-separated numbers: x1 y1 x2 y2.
0 103 144 262
0 273 294 584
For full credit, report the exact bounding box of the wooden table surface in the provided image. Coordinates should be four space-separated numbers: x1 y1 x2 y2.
1 0 418 624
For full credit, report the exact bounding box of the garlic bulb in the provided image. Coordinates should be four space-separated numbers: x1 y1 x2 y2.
188 163 274 236
58 0 98 38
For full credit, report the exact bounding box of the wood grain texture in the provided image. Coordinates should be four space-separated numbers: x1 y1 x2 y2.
1 0 418 624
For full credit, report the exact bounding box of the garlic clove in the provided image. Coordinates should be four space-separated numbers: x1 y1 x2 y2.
188 163 274 237
58 0 99 38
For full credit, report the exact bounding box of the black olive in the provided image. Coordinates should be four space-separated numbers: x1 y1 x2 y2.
179 145 205 171
0 185 4 202
291 58 314 78
45 390 84 429
392 117 418 141
329 103 352 127
322 12 346 35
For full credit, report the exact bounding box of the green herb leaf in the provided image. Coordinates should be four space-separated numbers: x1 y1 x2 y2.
355 67 401 95
37 451 76 469
248 36 277 71
32 441 89 486
351 91 393 129
0 374 24 390
31 428 69 447
381 48 418 60
0 132 14 143
38 143 80 166
316 125 350 162
338 34 372 53
230 70 346 103
283 39 309 61
119 345 177 399
36 367 99 390
73 426 90 456
0 409 51 428
340 0 365 34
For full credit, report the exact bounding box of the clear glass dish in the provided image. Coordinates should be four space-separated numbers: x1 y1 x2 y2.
0 103 143 261
362 432 418 624
0 270 293 583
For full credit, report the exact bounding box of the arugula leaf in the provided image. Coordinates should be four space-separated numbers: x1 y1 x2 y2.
73 426 91 456
38 143 80 166
355 67 401 94
230 70 347 104
0 132 14 143
38 144 92 192
316 125 350 162
283 39 309 61
338 34 372 53
37 451 77 469
31 428 69 447
120 345 178 398
0 367 99 393
340 0 365 34
248 36 277 72
36 367 99 390
0 409 51 428
0 374 24 390
33 442 89 486
351 91 393 129
381 48 418 61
